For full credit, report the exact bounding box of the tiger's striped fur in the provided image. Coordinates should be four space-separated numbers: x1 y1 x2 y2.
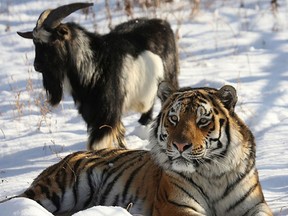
11 83 271 216
20 149 158 215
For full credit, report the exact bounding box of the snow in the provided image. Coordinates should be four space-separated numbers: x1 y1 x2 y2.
0 0 287 215
73 206 132 216
0 198 131 216
0 198 53 216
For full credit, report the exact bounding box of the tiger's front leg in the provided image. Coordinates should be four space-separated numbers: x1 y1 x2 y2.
152 202 206 216
245 203 273 216
152 174 207 216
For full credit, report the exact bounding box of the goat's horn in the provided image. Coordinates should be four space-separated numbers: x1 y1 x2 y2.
43 2 93 29
17 31 33 39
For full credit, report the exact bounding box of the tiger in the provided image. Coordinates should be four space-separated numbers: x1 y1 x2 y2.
2 82 272 216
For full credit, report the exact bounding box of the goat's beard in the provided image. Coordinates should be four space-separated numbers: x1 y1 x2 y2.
42 71 63 106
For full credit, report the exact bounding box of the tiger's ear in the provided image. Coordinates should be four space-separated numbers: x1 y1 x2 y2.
217 85 238 111
157 81 176 104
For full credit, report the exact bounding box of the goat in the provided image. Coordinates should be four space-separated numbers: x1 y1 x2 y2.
17 2 179 150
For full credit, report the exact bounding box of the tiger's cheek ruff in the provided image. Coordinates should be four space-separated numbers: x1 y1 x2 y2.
150 96 188 171
205 118 228 153
150 114 171 170
200 109 245 177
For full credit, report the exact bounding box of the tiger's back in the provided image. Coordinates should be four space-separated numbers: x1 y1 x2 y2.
20 149 160 215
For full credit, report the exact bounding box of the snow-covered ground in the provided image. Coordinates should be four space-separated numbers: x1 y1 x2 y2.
0 0 287 215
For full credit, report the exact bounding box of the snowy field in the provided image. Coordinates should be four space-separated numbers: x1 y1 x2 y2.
0 0 287 215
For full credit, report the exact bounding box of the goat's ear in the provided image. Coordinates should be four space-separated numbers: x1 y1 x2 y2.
157 81 176 104
55 25 70 40
217 85 238 111
17 31 33 39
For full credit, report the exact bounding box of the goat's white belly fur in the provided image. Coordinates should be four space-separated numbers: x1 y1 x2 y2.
122 51 164 113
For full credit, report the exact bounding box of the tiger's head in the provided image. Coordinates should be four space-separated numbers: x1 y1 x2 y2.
151 82 254 176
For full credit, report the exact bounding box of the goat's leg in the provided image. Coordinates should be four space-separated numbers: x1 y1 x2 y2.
138 106 153 125
87 121 126 150
87 125 114 150
115 121 127 149
271 0 278 12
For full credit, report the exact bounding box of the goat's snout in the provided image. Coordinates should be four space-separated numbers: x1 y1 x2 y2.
34 62 43 73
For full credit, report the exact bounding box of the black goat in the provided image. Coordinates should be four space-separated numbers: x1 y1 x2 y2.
17 2 179 150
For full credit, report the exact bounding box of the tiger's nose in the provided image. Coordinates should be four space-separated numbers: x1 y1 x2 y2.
173 141 192 153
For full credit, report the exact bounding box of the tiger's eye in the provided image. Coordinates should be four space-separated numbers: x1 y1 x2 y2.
198 118 211 127
171 115 178 122
199 118 208 124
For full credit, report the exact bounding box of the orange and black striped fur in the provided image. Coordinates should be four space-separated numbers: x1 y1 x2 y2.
9 83 272 216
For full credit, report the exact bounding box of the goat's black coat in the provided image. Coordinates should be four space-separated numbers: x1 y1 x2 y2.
29 18 179 149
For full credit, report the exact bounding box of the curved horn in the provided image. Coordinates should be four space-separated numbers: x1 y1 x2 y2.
17 31 33 39
43 2 93 29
